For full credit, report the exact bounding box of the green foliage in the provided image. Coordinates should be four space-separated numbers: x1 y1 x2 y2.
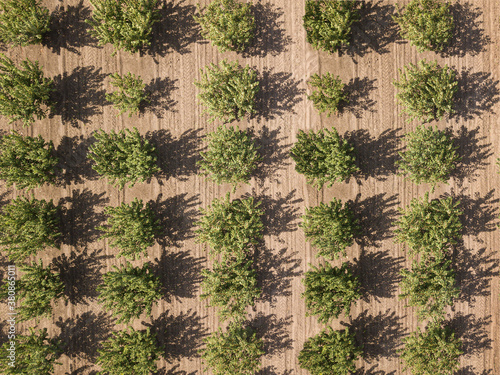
307 73 348 116
195 0 255 53
200 322 264 375
394 0 454 52
0 54 54 126
298 327 362 375
303 0 360 53
195 60 259 123
0 131 58 189
394 193 462 261
97 262 161 323
0 0 50 46
99 198 160 259
88 127 160 189
201 258 261 321
393 59 457 123
86 0 159 54
400 259 459 321
0 196 60 262
400 324 462 375
97 327 162 375
0 328 61 375
301 198 360 259
302 262 361 323
106 72 149 116
397 125 460 188
197 125 262 188
291 128 359 189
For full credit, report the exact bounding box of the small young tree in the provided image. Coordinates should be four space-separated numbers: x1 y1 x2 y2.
0 328 61 375
400 324 462 375
291 128 359 189
197 125 262 188
302 262 361 323
201 322 264 375
0 0 50 46
86 0 160 54
394 193 462 261
303 0 360 53
97 327 162 375
106 72 149 116
397 125 460 188
298 327 362 375
393 0 454 52
0 54 54 126
0 196 61 262
97 262 161 323
201 258 261 321
393 59 457 123
307 73 348 116
301 198 360 259
88 127 160 189
194 0 255 53
195 60 259 123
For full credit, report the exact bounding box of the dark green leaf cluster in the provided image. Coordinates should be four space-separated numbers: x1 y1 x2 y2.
307 73 348 116
291 128 359 189
195 0 255 53
393 59 458 123
0 54 54 126
97 327 162 375
0 0 50 46
88 127 160 189
195 60 259 123
302 262 361 323
303 0 360 53
86 0 160 54
394 0 454 52
97 262 161 323
198 125 262 189
397 125 460 189
0 196 61 262
201 322 264 375
106 72 149 116
298 327 362 375
0 132 58 189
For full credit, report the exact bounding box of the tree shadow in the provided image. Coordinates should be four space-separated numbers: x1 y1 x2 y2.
66 366 98 375
446 313 492 356
451 126 492 182
258 369 294 375
55 135 98 185
355 366 396 375
253 126 291 185
157 364 197 375
143 77 178 118
52 66 107 127
341 77 377 118
252 313 293 356
456 368 493 375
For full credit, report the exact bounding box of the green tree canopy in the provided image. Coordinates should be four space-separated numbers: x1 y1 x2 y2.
307 73 348 116
106 72 149 116
0 0 50 46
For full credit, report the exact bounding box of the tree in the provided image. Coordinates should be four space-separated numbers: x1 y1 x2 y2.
0 196 61 262
400 324 462 375
302 262 361 323
291 128 359 189
97 327 162 375
400 259 459 321
397 125 460 188
0 131 58 189
393 0 454 52
394 193 462 261
298 327 362 375
201 322 264 375
0 54 54 126
201 258 261 321
0 0 50 46
86 0 159 54
303 0 360 53
301 198 360 259
106 72 149 116
194 0 255 53
197 125 262 189
97 262 161 323
88 127 160 189
195 60 259 123
0 328 61 375
393 59 457 123
307 73 348 116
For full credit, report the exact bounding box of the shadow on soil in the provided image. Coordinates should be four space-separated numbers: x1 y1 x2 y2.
451 126 492 182
355 366 396 375
143 77 178 118
252 313 293 356
456 368 493 375
55 135 98 185
341 77 377 118
157 365 197 375
446 313 492 356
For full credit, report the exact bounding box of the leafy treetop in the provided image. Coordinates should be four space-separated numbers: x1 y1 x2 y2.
307 73 348 116
106 72 149 116
0 0 50 46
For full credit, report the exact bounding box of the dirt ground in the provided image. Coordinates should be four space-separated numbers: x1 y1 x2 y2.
0 0 499 374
